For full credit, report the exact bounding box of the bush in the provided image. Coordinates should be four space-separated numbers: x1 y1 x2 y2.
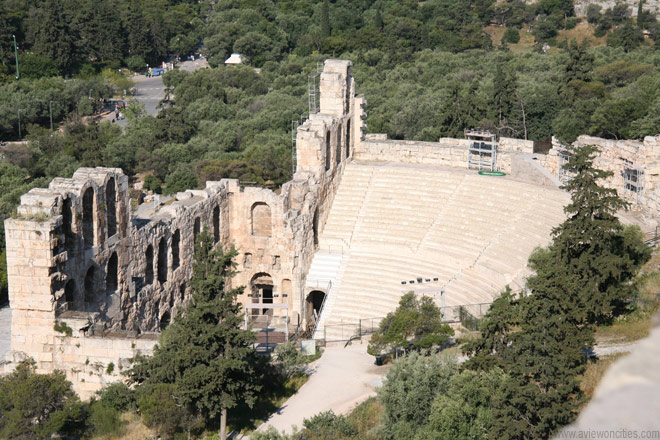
503 27 521 44
87 400 125 437
566 17 578 29
143 174 162 193
301 411 357 439
274 342 307 379
97 382 136 412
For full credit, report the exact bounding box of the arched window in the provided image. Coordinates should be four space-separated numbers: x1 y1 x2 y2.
193 217 201 243
160 311 170 331
106 178 117 237
172 230 180 270
213 206 220 242
82 187 95 247
84 266 95 303
313 208 319 246
251 203 271 237
145 245 154 285
106 252 118 293
336 124 342 165
62 198 73 242
64 280 76 303
251 273 274 316
158 237 167 283
325 130 331 171
346 119 351 158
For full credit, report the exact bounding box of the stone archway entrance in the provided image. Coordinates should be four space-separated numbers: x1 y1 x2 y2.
251 273 274 316
306 290 326 321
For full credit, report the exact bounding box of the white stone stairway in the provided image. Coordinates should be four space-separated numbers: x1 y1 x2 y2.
306 161 569 341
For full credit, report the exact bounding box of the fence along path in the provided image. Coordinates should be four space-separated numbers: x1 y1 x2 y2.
316 161 569 341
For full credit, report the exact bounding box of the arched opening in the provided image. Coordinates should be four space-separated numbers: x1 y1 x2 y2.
106 252 118 293
213 206 220 243
313 207 319 246
193 217 201 243
251 203 271 237
251 273 274 316
62 198 73 245
281 279 292 299
157 237 167 283
307 290 326 320
172 229 180 271
325 130 331 171
336 124 342 165
64 279 76 304
82 187 95 247
160 311 170 331
345 67 352 113
105 178 117 238
145 245 154 285
180 284 186 301
346 119 351 158
84 266 96 303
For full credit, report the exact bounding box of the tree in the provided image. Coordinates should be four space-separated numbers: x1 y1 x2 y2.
533 144 651 324
378 351 457 438
0 359 83 438
320 1 331 38
27 0 79 75
128 231 259 440
367 292 454 356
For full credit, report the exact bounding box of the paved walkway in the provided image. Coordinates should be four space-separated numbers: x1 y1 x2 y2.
256 340 388 434
0 306 11 361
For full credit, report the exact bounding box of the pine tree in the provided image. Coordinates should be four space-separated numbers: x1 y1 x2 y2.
320 1 331 38
531 144 651 325
27 0 79 75
128 231 259 440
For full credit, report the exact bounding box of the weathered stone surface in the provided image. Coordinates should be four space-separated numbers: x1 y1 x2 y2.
2 59 359 398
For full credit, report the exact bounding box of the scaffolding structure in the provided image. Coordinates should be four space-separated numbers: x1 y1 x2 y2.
623 163 644 206
557 148 574 184
307 62 323 115
466 130 498 171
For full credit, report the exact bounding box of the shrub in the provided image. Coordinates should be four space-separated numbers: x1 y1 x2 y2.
87 400 124 437
503 27 521 44
98 382 136 412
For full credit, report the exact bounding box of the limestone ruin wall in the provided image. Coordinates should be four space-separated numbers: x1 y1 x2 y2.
544 135 660 223
2 59 361 398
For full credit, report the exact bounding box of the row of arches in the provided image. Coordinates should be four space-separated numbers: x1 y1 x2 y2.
325 120 351 172
142 203 222 288
62 251 119 308
64 177 120 250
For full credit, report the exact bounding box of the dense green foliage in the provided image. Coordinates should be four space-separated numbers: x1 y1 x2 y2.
0 0 208 78
0 360 84 439
367 292 454 356
128 231 259 438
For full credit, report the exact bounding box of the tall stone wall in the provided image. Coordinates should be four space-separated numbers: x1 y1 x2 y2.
545 135 660 223
2 59 361 398
354 134 533 173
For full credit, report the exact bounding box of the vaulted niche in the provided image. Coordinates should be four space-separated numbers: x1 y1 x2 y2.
82 187 95 247
325 130 331 171
213 206 220 243
194 217 201 243
64 279 76 304
346 119 351 158
105 177 117 238
336 124 342 165
172 229 180 271
157 237 167 283
145 245 154 285
106 252 118 293
251 203 271 237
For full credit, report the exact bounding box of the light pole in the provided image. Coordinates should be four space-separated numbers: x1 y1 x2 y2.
12 34 19 79
49 101 53 131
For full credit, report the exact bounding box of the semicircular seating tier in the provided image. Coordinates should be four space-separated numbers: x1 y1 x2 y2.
306 161 569 340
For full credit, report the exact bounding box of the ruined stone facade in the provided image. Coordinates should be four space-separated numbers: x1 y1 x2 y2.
543 135 660 225
5 57 660 399
2 59 362 398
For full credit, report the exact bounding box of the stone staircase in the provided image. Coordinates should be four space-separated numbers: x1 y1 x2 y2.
306 161 569 341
